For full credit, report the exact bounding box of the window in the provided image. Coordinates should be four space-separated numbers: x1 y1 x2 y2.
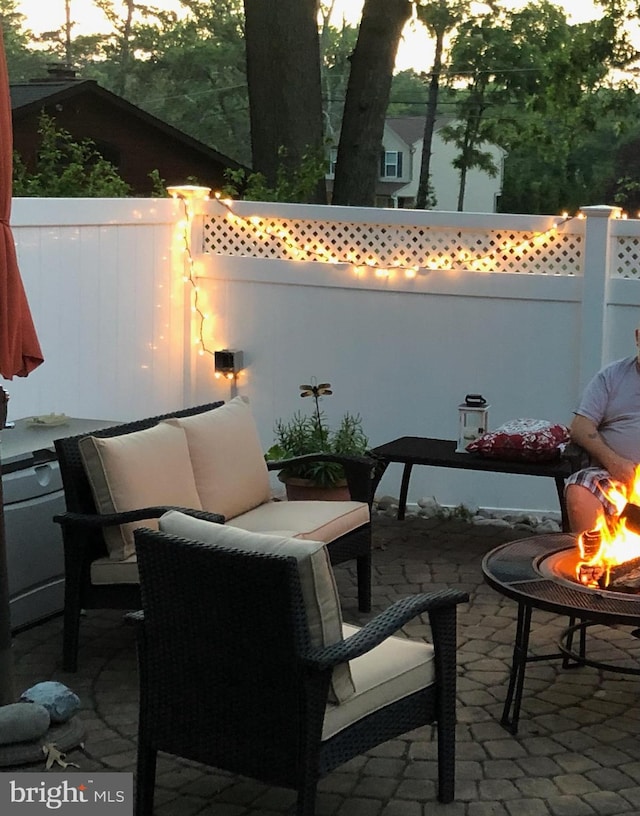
327 147 338 177
380 150 403 179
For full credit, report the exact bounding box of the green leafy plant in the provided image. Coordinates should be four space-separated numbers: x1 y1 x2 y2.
266 379 368 487
12 112 131 197
221 145 327 203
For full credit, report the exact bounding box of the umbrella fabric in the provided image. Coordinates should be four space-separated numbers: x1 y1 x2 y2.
0 29 43 380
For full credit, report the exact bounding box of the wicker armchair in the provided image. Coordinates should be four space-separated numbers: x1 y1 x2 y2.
54 400 377 672
130 521 468 816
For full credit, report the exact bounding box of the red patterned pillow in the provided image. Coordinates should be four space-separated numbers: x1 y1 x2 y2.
465 419 570 462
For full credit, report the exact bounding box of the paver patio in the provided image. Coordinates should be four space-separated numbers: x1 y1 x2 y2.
8 514 640 815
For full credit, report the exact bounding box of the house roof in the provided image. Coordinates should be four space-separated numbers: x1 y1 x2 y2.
9 78 246 171
385 115 454 147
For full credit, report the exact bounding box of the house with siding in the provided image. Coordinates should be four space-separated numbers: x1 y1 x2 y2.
328 115 505 212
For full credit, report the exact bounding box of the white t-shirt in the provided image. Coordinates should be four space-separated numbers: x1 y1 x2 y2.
575 355 640 462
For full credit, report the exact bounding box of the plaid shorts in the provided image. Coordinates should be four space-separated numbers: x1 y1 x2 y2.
565 467 624 517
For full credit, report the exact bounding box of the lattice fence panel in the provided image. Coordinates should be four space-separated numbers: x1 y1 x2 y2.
614 237 640 278
203 215 582 275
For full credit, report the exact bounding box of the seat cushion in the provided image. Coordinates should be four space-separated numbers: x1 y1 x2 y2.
91 554 139 585
321 624 435 741
163 396 271 520
79 422 202 560
158 511 356 703
227 500 369 542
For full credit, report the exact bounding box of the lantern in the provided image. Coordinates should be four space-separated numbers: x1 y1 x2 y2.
457 394 489 453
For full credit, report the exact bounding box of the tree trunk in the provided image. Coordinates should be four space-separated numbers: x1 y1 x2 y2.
457 162 467 211
331 0 412 206
243 0 326 203
416 33 444 210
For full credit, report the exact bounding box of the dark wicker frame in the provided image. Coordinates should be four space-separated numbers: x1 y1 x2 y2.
130 527 469 816
53 402 377 672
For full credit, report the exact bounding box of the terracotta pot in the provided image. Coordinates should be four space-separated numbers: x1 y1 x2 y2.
279 475 350 502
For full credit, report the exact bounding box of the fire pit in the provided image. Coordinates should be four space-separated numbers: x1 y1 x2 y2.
482 533 640 734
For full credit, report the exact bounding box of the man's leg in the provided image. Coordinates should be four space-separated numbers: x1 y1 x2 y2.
565 483 605 533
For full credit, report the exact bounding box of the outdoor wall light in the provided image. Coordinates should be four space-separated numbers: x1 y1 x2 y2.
214 349 244 380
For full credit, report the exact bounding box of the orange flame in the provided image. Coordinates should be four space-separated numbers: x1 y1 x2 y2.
576 465 640 587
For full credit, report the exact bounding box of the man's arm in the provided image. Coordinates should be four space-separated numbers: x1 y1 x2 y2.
570 413 637 485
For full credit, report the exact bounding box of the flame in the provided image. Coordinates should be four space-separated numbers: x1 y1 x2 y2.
576 465 640 587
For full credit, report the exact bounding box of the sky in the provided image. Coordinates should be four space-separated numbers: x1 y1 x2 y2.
14 0 610 73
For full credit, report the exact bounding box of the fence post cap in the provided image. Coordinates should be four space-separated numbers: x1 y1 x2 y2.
579 204 622 219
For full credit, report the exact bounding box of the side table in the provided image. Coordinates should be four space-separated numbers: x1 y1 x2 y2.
369 436 583 531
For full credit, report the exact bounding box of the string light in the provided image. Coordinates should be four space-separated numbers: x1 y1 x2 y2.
169 187 579 377
167 185 215 361
212 193 573 278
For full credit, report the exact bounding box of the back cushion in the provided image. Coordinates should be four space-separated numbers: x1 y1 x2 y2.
163 396 271 520
158 510 356 704
79 423 202 561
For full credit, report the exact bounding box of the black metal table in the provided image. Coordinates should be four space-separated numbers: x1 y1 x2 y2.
482 534 640 734
369 437 580 531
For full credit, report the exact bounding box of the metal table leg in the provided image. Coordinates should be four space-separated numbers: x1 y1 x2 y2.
555 475 570 532
502 602 571 734
397 463 413 520
501 602 532 734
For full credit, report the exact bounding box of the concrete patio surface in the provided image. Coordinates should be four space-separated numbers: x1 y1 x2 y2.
7 514 640 816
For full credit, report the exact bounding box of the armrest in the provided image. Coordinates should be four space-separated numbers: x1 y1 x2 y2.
562 442 589 473
303 588 469 670
267 452 378 504
54 506 225 529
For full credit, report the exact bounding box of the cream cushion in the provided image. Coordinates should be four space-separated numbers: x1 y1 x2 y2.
79 423 202 561
163 396 271 521
91 554 138 584
158 510 356 703
228 500 369 541
322 624 436 741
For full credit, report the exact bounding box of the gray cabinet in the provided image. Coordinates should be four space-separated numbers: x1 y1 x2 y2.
1 417 115 631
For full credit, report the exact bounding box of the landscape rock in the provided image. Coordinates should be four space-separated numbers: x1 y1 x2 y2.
0 702 50 745
471 516 513 528
20 681 80 724
416 497 443 517
376 495 398 511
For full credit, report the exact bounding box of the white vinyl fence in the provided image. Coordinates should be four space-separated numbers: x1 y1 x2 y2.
6 195 640 515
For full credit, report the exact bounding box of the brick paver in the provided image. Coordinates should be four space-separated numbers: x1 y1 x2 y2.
5 514 640 815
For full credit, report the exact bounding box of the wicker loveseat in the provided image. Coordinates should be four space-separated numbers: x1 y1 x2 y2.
130 515 469 815
54 397 377 671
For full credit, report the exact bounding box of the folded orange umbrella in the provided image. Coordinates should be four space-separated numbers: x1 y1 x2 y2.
0 28 43 380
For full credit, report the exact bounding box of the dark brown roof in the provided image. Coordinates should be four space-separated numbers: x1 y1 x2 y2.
10 79 246 171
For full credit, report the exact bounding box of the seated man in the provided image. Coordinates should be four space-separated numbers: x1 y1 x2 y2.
565 325 640 533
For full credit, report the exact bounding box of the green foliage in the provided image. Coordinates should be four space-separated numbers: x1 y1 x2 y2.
3 0 640 212
0 0 51 79
12 112 131 197
222 146 327 203
387 70 428 116
265 379 368 487
148 169 168 197
444 0 639 213
319 18 359 143
613 176 640 207
86 0 250 165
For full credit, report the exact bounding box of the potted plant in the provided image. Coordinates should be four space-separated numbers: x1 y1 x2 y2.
266 379 369 500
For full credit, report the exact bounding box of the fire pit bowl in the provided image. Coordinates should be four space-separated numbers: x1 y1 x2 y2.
482 533 640 734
